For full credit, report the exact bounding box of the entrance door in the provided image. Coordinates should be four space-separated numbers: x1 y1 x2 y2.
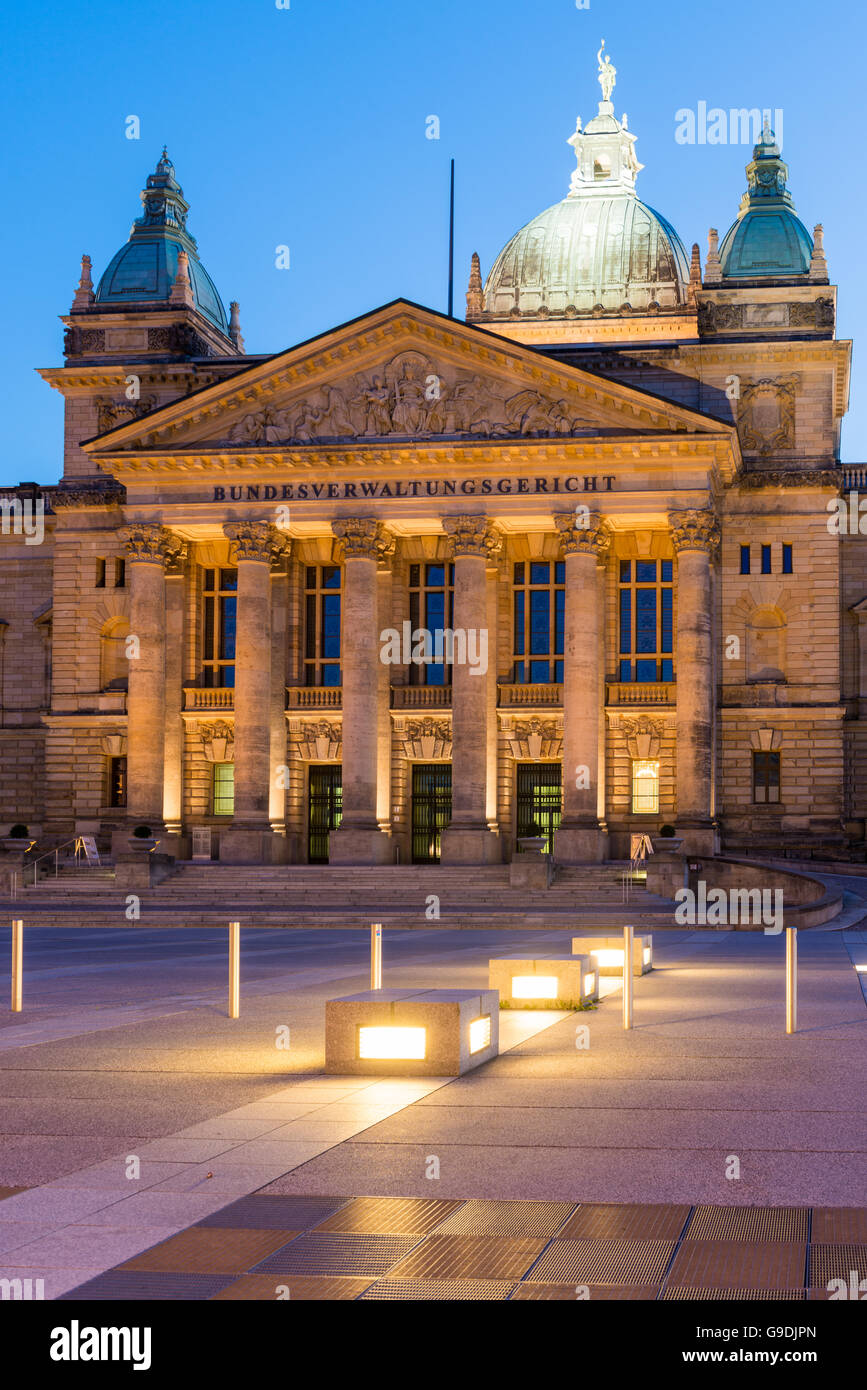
308 765 342 863
411 764 452 863
516 763 562 855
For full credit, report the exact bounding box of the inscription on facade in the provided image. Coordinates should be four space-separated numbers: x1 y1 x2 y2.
210 474 617 502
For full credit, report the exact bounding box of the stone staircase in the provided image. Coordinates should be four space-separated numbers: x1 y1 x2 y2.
10 861 677 929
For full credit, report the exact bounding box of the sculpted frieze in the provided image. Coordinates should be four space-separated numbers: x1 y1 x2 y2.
216 351 598 446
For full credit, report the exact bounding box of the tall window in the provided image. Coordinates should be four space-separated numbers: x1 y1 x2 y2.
108 756 127 808
202 568 237 688
512 561 565 683
753 751 780 804
631 759 660 814
409 563 454 685
619 559 673 682
305 565 342 686
213 762 235 815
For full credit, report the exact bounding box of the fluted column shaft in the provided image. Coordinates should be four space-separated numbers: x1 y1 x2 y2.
122 525 178 825
553 512 610 863
670 508 720 849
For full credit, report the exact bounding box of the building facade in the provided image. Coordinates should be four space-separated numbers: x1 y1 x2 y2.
2 63 862 866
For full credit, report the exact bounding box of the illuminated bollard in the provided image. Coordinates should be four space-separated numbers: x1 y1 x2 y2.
622 924 634 1031
371 921 382 991
11 918 22 1012
786 926 797 1035
229 920 240 1019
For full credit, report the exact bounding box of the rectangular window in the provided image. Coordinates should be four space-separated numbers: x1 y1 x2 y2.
740 545 751 575
213 762 235 815
108 756 127 808
761 544 772 574
114 558 126 588
631 759 660 814
304 565 342 686
618 558 674 682
752 750 781 804
201 567 237 687
512 561 565 684
408 562 454 686
95 558 106 588
782 543 793 574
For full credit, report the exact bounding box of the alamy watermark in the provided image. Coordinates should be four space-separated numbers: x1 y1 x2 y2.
674 881 784 934
0 495 44 545
380 622 488 676
675 104 783 148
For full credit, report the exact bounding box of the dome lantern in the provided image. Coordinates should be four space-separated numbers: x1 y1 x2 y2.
717 124 817 281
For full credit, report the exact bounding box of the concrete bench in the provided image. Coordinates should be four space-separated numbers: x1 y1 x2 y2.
325 988 499 1077
489 956 599 1009
571 934 653 976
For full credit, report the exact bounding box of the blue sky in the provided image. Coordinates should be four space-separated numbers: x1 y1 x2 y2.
1 0 863 482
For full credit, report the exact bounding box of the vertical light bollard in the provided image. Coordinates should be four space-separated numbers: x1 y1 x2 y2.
11 918 22 1012
371 921 382 991
786 926 797 1035
229 921 240 1019
622 924 634 1030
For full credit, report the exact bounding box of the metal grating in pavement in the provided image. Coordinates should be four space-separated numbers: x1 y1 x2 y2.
212 1275 375 1301
808 1244 867 1287
432 1198 576 1239
118 1227 299 1275
250 1232 420 1277
198 1195 348 1231
685 1206 808 1242
666 1241 807 1291
510 1283 660 1301
525 1238 675 1286
663 1286 806 1300
58 1271 235 1301
313 1196 463 1236
810 1209 867 1243
558 1204 691 1242
361 1279 516 1300
386 1234 546 1281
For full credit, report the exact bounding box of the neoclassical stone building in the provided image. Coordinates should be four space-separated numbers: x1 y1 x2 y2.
1 61 861 865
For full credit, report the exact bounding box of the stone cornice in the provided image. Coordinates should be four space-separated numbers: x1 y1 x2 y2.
736 467 840 490
668 507 721 554
554 511 612 557
442 515 502 560
331 518 395 562
223 521 291 564
52 480 126 509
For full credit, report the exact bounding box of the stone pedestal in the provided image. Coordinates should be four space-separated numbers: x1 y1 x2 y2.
440 517 501 866
328 520 393 865
669 509 720 856
552 512 610 864
325 987 499 1077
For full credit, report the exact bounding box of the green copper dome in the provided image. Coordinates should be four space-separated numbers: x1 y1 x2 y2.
482 49 689 319
94 150 229 332
718 127 813 279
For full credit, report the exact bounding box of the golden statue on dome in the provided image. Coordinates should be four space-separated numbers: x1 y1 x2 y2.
597 40 616 103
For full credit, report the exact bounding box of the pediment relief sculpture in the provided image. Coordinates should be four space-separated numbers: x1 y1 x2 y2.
213 352 600 447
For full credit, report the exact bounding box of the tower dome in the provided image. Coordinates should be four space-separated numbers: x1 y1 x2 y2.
478 45 689 322
717 125 814 279
94 150 229 332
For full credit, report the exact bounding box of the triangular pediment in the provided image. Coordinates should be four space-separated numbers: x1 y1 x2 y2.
84 299 735 459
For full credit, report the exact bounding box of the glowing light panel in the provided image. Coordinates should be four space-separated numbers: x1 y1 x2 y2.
643 947 652 964
583 973 596 995
468 1015 492 1053
358 1026 426 1060
591 948 625 967
512 975 559 1000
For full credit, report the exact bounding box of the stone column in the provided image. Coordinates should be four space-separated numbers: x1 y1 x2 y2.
552 511 611 864
221 522 289 863
669 508 721 855
328 519 394 865
121 525 180 829
440 516 502 865
162 543 189 844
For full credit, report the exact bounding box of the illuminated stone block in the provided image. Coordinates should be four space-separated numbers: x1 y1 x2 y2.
325 988 499 1076
488 956 598 1008
571 934 653 976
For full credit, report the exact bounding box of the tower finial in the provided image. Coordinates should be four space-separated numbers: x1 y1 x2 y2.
809 223 828 280
466 252 484 319
72 253 94 309
169 248 194 307
229 300 245 351
687 243 702 305
705 227 722 282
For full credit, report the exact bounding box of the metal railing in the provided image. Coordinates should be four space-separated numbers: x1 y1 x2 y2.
22 838 97 887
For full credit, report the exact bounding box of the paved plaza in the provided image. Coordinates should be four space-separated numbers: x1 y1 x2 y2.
0 895 865 1299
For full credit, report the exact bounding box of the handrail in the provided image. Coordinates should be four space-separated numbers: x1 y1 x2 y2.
24 837 94 885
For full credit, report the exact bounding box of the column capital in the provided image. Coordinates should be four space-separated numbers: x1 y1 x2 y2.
223 521 291 565
554 511 611 556
668 507 721 554
331 518 395 562
121 523 184 567
442 515 502 560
